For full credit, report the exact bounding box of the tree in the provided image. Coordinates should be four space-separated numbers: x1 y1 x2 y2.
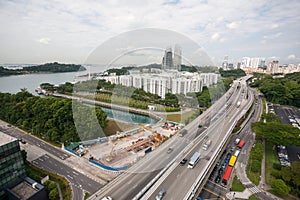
49 188 59 200
271 179 290 195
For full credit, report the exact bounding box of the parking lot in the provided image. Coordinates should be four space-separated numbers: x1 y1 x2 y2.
271 104 300 129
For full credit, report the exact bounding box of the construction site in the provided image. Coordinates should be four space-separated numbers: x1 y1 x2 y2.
79 121 183 170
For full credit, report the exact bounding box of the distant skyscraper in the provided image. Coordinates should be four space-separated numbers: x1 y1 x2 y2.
173 44 182 71
267 61 279 74
260 58 266 67
162 47 173 70
250 57 261 68
241 57 251 68
222 55 229 69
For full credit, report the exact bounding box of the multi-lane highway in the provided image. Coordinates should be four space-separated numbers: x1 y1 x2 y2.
90 76 253 200
144 79 253 200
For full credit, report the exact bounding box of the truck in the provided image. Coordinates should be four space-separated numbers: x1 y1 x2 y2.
229 155 237 167
236 101 241 108
178 129 188 137
202 140 212 151
188 152 201 169
237 140 245 148
222 166 233 185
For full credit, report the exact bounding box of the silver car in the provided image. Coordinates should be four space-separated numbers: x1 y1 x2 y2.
156 189 166 200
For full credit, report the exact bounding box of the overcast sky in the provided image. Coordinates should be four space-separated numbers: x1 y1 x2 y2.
0 0 299 65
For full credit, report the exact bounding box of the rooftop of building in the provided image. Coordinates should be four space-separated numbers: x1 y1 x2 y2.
0 130 17 146
9 177 44 199
10 181 38 199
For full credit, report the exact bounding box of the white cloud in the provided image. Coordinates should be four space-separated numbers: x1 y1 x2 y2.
211 33 220 42
0 0 299 64
270 24 279 29
263 32 283 40
268 56 280 61
37 37 51 45
287 54 296 60
226 21 240 29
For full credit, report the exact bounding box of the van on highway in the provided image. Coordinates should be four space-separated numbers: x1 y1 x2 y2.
234 150 240 157
234 138 240 145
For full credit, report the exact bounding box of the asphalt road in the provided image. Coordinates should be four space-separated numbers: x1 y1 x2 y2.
146 81 252 200
0 120 103 200
90 78 244 200
32 154 102 200
0 123 69 160
199 88 261 199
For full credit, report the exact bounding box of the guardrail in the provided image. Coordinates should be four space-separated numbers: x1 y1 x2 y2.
185 88 254 200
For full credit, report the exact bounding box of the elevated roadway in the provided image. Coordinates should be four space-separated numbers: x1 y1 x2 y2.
90 76 253 200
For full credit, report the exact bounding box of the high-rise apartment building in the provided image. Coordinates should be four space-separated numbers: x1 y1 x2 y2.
267 61 279 74
222 55 229 69
250 57 261 68
241 57 251 68
173 44 182 71
162 47 173 70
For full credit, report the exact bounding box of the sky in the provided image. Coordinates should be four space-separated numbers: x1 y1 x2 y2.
0 0 300 66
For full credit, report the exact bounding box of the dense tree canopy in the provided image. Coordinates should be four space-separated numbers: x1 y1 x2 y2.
0 91 107 144
219 68 246 79
0 62 86 77
250 72 300 107
24 62 86 73
0 66 21 76
252 122 300 146
271 179 291 195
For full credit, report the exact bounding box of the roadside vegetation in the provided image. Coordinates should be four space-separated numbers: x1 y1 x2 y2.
231 176 245 192
248 194 260 200
246 141 263 185
250 72 300 107
251 110 300 197
0 91 107 145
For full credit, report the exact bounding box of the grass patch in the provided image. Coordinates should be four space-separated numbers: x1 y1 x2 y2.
248 194 260 200
25 161 71 200
102 119 139 136
261 98 267 122
166 109 197 123
246 142 263 186
84 192 91 200
231 176 245 192
265 141 281 185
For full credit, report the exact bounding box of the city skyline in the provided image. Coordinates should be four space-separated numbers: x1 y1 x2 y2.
0 0 300 65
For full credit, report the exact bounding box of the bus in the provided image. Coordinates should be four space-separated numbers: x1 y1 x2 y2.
229 156 237 167
188 152 201 169
237 140 245 148
178 129 188 137
222 166 233 185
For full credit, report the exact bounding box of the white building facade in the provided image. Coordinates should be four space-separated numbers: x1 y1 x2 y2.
100 70 220 99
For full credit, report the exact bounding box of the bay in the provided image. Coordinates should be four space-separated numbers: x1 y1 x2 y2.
0 65 157 124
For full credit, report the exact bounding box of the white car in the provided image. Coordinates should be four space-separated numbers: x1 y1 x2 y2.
101 197 112 200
